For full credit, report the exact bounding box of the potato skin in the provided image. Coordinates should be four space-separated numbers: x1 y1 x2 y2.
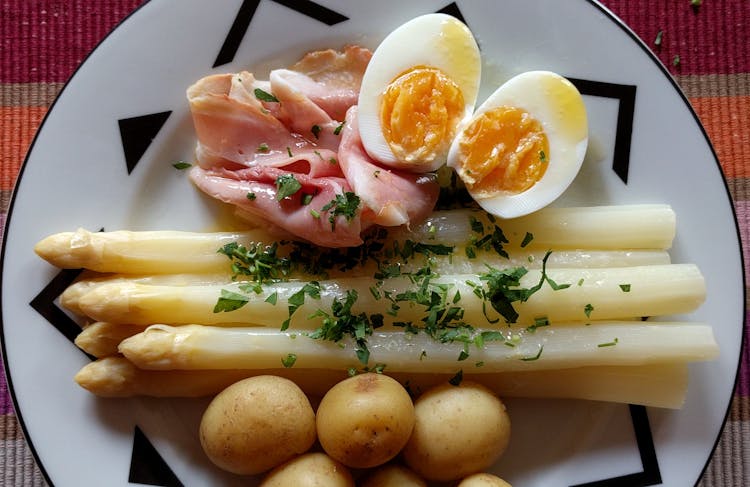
458 472 513 487
402 381 511 481
259 452 354 487
360 463 427 487
316 373 415 468
199 375 316 475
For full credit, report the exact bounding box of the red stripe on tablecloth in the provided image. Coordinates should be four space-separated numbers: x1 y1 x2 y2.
0 106 47 191
689 95 750 179
603 0 750 75
1 0 144 83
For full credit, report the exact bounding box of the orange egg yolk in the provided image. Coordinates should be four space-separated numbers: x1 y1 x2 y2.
456 106 549 196
380 66 465 165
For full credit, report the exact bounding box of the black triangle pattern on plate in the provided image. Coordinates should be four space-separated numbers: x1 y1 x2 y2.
436 2 467 25
118 111 172 175
570 405 662 487
29 267 92 358
567 77 637 184
129 426 184 487
213 0 349 68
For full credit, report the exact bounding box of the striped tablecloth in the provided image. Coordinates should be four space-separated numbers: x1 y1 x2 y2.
1 0 747 485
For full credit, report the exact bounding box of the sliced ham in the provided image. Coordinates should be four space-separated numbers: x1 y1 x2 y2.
190 166 364 248
287 45 372 121
186 46 440 247
338 106 440 227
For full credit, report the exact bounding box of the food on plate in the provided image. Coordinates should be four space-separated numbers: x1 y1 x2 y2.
29 10 722 485
447 71 588 219
198 375 316 475
357 13 481 172
402 381 512 481
458 472 513 487
74 357 692 409
360 463 427 487
258 452 354 487
315 373 415 468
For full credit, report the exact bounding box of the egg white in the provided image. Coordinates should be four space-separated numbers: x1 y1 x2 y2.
447 70 588 218
357 13 481 172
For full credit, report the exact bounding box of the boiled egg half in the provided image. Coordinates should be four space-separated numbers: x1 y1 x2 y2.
447 71 588 218
357 14 481 172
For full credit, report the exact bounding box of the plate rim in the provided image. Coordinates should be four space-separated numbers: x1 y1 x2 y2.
0 1 744 486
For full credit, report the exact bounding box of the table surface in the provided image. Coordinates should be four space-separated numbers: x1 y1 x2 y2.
1 0 747 485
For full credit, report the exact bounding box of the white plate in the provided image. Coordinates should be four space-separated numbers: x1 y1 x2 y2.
1 1 743 486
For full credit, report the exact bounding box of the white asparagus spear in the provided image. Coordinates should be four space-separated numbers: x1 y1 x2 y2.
34 206 676 275
34 228 271 274
74 356 689 409
395 205 676 249
34 226 671 277
118 322 718 373
75 264 705 328
75 322 148 357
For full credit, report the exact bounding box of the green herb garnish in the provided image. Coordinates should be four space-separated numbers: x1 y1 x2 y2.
520 232 534 248
520 345 544 361
584 303 594 318
172 161 192 170
619 284 631 292
598 338 619 348
275 173 302 200
311 124 322 139
334 121 344 135
321 192 360 230
213 289 250 313
254 88 279 102
449 369 464 386
281 353 297 368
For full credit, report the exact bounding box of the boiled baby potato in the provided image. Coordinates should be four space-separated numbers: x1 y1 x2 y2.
458 472 513 486
360 463 426 487
259 452 354 487
316 372 415 468
199 375 316 475
402 381 511 481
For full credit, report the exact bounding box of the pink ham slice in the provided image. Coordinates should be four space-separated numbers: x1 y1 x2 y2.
338 106 440 227
286 45 372 121
190 166 365 248
186 46 439 247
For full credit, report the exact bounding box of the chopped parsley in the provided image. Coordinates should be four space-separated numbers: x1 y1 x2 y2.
520 232 534 248
308 289 383 365
172 161 192 170
213 289 250 313
321 192 360 230
254 88 279 103
619 284 631 292
598 338 619 348
287 147 293 157
265 291 278 305
673 55 681 67
654 29 663 48
217 241 292 284
334 121 344 135
246 192 256 201
281 282 322 331
257 143 270 153
539 150 547 162
301 193 314 206
311 124 322 139
275 173 302 201
520 345 544 361
584 303 594 318
281 353 297 368
449 369 464 386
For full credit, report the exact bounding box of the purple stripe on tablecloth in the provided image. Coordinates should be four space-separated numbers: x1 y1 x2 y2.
0 363 13 415
738 310 750 397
